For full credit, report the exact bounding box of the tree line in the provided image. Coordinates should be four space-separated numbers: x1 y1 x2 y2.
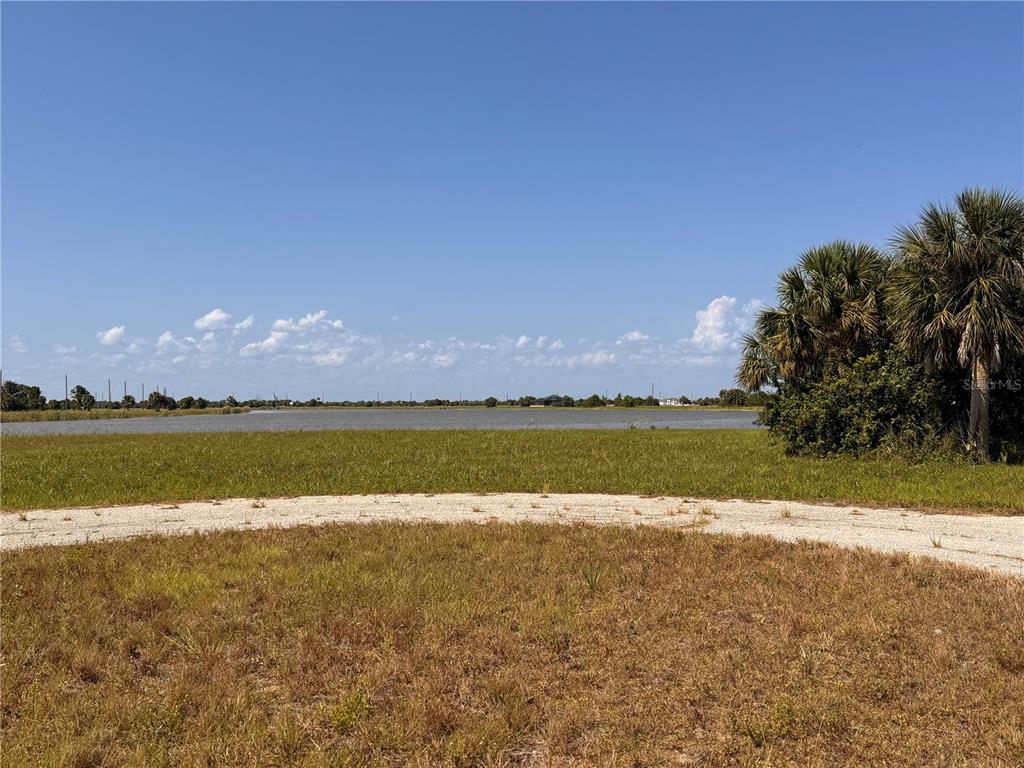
1 382 770 413
0 381 229 412
739 187 1023 462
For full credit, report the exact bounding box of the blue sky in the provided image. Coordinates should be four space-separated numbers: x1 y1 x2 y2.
2 2 1021 401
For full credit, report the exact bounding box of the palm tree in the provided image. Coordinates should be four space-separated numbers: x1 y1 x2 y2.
737 241 888 391
889 188 1024 460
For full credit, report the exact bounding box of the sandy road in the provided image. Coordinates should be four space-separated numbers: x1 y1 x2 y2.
2 493 1022 577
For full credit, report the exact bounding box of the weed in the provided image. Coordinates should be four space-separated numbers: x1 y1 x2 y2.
323 688 370 733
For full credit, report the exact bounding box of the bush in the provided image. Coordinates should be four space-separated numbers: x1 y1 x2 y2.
990 358 1024 462
760 352 957 458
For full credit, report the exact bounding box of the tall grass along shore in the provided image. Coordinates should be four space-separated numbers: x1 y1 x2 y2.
0 406 249 423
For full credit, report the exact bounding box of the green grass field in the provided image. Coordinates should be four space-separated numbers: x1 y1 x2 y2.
3 429 1021 512
3 523 1021 766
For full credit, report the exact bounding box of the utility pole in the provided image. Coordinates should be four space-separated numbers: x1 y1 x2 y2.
108 379 112 406
65 375 68 410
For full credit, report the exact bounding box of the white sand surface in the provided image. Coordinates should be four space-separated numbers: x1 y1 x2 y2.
3 493 1021 577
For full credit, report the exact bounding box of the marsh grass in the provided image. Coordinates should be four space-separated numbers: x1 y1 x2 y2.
0 406 248 423
1 523 1022 766
2 429 1022 513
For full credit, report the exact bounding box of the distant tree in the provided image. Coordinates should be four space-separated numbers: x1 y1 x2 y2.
563 396 575 407
583 394 604 408
178 396 196 409
225 395 239 407
147 391 176 410
195 397 209 409
1 380 47 411
719 388 749 407
121 394 136 409
484 396 498 408
71 385 96 410
746 391 775 408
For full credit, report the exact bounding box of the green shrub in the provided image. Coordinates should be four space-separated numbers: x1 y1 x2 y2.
760 352 958 458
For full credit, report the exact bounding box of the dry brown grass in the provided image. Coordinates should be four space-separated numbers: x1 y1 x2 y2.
2 523 1022 767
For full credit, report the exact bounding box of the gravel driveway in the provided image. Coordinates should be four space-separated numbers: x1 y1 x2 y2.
3 493 1021 577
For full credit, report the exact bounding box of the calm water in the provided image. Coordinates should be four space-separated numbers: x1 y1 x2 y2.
2 408 761 436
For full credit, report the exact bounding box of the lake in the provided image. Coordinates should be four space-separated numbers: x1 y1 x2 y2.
1 407 761 436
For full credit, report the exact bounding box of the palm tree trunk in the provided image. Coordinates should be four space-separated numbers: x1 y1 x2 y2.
968 356 991 461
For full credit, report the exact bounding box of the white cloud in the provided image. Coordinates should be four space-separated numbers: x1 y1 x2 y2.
549 339 564 350
54 343 77 355
194 308 232 331
515 335 531 349
7 335 27 353
233 315 254 335
272 310 342 333
619 330 650 343
156 330 182 350
240 331 287 356
313 348 351 367
96 325 126 346
567 350 617 368
691 296 740 352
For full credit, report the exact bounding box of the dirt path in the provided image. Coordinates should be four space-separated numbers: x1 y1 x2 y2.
3 493 1021 576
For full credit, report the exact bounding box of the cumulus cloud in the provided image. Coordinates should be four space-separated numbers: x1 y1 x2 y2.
233 315 254 335
272 310 342 333
7 335 27 353
240 331 288 356
312 348 350 366
54 343 77 355
157 331 185 351
549 339 564 350
619 330 650 343
691 296 739 351
515 335 531 349
96 325 126 346
194 308 232 331
567 350 617 368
